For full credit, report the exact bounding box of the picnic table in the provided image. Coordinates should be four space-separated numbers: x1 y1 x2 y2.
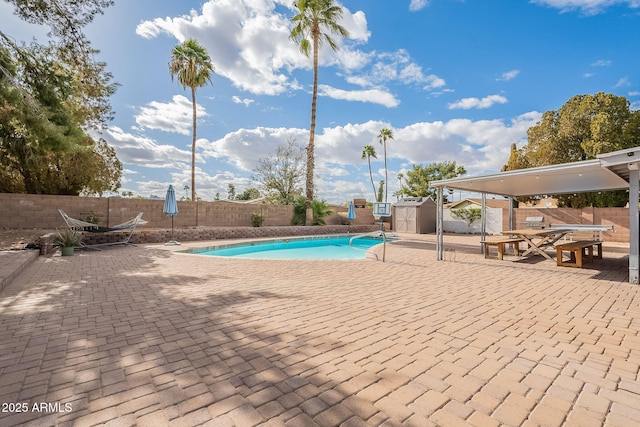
501 228 571 261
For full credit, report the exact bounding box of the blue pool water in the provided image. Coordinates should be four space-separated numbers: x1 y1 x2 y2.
186 235 387 260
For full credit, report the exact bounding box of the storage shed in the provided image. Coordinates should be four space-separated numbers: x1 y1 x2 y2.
394 197 436 233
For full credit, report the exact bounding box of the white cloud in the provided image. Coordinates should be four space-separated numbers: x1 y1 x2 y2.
615 77 631 88
531 0 640 15
448 95 508 110
342 49 446 93
113 110 543 203
103 126 192 168
232 96 255 107
592 59 612 67
135 95 207 135
136 0 372 96
409 0 429 12
497 70 520 81
201 126 309 171
318 85 400 107
136 1 442 108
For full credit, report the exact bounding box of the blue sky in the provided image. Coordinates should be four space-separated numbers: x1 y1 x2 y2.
4 0 640 203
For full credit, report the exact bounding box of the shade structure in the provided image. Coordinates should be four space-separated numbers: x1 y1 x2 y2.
163 185 180 245
347 201 356 222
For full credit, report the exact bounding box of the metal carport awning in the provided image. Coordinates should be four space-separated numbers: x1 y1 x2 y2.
431 159 629 197
430 147 640 284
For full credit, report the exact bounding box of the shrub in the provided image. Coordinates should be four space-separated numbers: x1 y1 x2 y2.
54 228 82 247
250 213 264 227
291 196 306 225
311 200 333 225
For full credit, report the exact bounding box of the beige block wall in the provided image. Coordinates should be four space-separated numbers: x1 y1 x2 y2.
513 207 629 243
0 194 376 230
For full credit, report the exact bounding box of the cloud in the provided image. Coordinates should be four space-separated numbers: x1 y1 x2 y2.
135 0 371 96
135 95 207 135
102 126 192 168
614 77 631 88
232 96 255 107
448 95 508 110
136 1 442 107
343 49 446 94
591 59 612 67
530 0 640 15
201 126 309 171
409 0 429 12
318 85 400 107
497 70 520 81
114 111 543 203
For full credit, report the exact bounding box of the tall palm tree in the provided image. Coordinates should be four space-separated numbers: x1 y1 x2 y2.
361 145 378 202
378 127 394 202
290 0 349 207
169 39 214 201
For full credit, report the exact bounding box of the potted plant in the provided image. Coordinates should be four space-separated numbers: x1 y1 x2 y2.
55 229 82 256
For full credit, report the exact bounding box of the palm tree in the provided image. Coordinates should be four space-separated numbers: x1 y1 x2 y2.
378 127 394 202
169 39 214 201
361 145 378 202
396 172 404 200
290 0 349 207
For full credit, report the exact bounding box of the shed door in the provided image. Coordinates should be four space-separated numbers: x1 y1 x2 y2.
396 207 417 233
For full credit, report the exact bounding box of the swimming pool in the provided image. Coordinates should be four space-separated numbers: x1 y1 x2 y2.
184 235 388 260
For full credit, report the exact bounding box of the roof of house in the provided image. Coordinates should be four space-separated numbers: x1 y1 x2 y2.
447 198 511 209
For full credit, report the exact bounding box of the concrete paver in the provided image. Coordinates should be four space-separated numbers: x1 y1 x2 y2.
0 233 638 426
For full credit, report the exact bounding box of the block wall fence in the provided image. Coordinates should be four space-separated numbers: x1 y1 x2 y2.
0 194 633 244
0 193 376 230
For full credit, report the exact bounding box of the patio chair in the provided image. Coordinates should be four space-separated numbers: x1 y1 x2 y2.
58 209 147 248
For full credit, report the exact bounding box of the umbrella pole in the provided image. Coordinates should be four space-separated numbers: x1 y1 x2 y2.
171 216 174 242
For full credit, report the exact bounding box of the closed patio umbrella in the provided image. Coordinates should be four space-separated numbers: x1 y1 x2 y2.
163 185 180 245
347 201 356 227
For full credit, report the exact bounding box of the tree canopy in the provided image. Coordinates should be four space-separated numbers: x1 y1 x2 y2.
506 92 640 207
0 0 121 195
253 138 305 205
399 161 467 202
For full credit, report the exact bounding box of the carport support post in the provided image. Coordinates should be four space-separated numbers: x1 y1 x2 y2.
629 164 639 284
436 186 444 261
509 197 515 231
481 193 487 254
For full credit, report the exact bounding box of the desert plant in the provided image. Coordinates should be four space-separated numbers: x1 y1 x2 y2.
291 196 307 225
311 200 333 225
55 228 82 248
251 213 264 227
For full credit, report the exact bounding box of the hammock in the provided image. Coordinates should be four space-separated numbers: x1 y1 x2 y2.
58 209 147 247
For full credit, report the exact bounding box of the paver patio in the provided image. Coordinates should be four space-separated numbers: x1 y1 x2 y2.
0 234 639 426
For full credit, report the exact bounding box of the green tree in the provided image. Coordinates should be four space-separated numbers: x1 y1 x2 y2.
377 180 384 203
399 161 467 202
253 138 305 205
237 187 262 201
450 208 482 228
506 92 640 207
169 39 214 201
378 127 394 202
0 43 120 194
361 145 378 202
227 183 236 200
290 0 349 206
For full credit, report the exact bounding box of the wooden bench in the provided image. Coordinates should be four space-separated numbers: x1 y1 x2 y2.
556 240 603 268
482 238 525 260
